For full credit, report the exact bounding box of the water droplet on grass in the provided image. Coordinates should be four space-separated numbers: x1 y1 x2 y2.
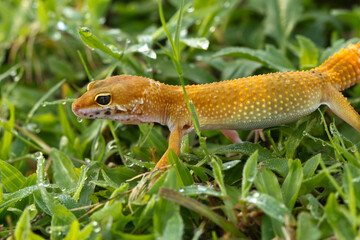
77 117 83 123
197 185 207 191
222 1 230 7
34 152 43 160
57 21 67 31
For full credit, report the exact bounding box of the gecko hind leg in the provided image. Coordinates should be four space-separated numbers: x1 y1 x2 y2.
323 84 360 132
246 129 266 143
220 129 243 143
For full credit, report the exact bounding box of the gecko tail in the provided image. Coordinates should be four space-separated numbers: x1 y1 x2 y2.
316 42 360 91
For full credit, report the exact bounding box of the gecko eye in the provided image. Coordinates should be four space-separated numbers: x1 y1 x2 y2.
95 94 111 106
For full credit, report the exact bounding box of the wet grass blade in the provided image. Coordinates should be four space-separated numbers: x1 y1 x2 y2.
159 187 245 238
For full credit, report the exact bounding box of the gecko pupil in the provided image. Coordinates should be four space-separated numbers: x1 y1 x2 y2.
96 95 111 105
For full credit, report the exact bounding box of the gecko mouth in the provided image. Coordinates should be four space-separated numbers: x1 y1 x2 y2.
72 105 143 123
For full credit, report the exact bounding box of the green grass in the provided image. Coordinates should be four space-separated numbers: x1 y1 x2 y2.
1 0 360 239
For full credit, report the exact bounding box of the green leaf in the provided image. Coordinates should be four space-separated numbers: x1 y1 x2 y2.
78 221 94 239
343 164 359 222
153 169 179 235
26 79 66 124
296 212 321 240
211 157 237 224
0 185 43 209
285 119 316 159
138 124 168 154
244 192 292 223
0 160 26 192
15 207 31 240
303 154 321 179
162 211 184 240
212 45 295 71
159 188 244 238
38 186 76 239
254 168 283 202
181 37 209 50
72 165 89 201
211 158 226 195
264 0 302 47
58 104 75 144
214 142 273 160
299 194 322 219
78 27 122 59
296 35 318 69
216 141 282 177
91 200 126 222
220 59 262 81
324 193 355 240
0 99 15 159
168 149 194 186
281 159 303 210
50 148 78 190
114 232 155 240
63 220 79 240
241 151 258 198
178 185 223 197
35 152 45 185
91 134 105 162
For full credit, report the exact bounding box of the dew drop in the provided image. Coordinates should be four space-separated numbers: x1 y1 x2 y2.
186 7 194 13
302 131 307 136
46 226 52 234
77 117 83 123
51 32 61 41
34 151 43 160
81 27 90 32
179 188 184 193
222 1 230 7
98 17 105 24
57 21 67 31
197 185 207 191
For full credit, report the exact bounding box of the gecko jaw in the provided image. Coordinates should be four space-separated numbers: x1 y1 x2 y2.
72 105 145 124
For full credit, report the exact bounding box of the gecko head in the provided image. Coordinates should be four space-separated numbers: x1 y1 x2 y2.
72 75 151 123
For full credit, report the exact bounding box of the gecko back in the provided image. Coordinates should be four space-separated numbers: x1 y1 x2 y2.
316 42 360 91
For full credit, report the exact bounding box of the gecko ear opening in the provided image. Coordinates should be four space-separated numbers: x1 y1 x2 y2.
95 93 112 106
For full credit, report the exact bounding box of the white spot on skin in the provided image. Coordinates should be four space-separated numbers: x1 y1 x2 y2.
116 105 127 111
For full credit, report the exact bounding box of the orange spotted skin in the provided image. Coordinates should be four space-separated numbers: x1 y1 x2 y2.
72 43 360 169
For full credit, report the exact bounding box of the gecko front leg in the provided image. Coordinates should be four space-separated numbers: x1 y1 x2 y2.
154 126 183 170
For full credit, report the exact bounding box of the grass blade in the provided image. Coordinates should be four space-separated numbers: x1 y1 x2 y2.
26 79 66 124
159 187 244 238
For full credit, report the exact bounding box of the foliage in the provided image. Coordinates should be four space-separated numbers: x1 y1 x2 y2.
1 0 360 239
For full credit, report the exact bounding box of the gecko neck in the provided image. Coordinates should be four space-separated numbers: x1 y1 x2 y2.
140 81 184 130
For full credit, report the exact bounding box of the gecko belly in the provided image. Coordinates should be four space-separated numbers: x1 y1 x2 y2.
197 102 322 131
